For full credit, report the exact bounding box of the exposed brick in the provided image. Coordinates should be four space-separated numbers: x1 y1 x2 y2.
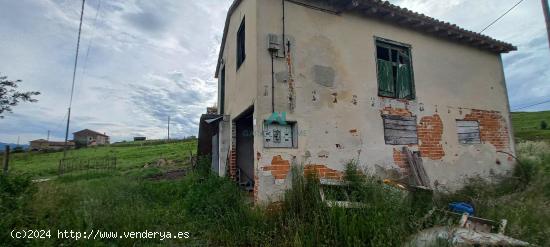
463 109 510 151
417 114 445 160
229 122 237 181
380 106 412 117
393 148 409 172
304 164 343 180
254 174 259 204
262 155 291 179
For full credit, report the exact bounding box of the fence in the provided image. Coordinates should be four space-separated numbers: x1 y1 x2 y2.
58 156 117 175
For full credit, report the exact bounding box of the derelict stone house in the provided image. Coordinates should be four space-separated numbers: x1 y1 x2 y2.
73 129 110 146
29 139 75 151
203 0 517 203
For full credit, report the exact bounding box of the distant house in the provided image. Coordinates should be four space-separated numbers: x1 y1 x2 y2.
73 129 110 146
134 137 146 141
29 139 75 151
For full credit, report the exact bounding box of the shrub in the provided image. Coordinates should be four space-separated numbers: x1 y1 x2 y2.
0 174 34 246
541 120 548 130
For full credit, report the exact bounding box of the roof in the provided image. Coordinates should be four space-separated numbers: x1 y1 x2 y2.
73 129 109 137
215 0 516 77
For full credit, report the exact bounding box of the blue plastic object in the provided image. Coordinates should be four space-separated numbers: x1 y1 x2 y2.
449 202 475 216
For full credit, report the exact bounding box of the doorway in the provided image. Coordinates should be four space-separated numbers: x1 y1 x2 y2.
234 106 254 191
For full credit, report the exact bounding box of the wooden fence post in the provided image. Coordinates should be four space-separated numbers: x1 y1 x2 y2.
3 146 10 175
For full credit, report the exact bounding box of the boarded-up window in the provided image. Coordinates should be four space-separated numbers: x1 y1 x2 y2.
456 120 481 144
376 39 414 99
383 115 418 145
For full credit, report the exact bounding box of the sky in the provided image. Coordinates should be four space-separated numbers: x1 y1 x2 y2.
0 0 549 144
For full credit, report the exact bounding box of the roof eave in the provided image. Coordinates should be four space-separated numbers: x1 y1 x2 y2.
215 0 242 78
214 0 516 77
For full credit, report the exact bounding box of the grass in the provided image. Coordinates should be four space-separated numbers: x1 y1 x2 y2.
511 111 550 142
9 140 196 178
1 131 550 245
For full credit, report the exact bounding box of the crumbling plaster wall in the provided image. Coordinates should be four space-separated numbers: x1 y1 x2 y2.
251 0 515 203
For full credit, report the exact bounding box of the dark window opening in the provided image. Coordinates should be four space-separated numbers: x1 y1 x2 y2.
220 67 225 114
376 39 415 99
236 18 246 70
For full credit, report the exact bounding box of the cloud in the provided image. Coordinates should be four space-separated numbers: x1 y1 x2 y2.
390 0 550 111
0 0 548 144
0 0 231 143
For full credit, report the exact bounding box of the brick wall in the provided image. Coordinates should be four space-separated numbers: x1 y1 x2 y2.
262 155 290 179
304 164 343 180
417 114 445 160
229 122 237 181
463 110 510 151
254 174 259 204
392 148 409 173
381 106 412 117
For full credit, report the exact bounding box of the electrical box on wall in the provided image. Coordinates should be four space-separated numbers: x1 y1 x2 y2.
263 121 297 148
268 33 280 52
267 33 284 58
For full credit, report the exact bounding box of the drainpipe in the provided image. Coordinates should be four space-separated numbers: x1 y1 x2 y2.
271 51 275 113
282 0 286 57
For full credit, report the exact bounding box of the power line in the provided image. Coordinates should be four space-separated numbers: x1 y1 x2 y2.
63 0 86 158
512 98 550 111
480 0 527 33
77 0 102 99
68 0 86 109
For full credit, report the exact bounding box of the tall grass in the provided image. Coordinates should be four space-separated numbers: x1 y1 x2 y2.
183 160 435 246
2 141 549 246
438 141 550 244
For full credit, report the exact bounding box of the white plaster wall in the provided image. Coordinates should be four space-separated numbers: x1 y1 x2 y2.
218 0 259 129
242 0 517 203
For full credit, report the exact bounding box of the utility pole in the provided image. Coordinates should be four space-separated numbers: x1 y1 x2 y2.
63 107 71 158
543 0 550 48
63 0 85 158
47 130 50 141
167 116 171 141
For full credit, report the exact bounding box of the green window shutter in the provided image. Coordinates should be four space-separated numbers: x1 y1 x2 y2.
396 64 412 99
377 59 394 97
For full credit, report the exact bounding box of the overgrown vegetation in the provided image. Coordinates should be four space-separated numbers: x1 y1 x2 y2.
439 141 550 245
1 138 549 245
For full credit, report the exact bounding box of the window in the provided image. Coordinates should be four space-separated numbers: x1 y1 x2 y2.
376 39 414 99
220 67 225 114
236 18 246 69
382 115 418 145
456 120 481 144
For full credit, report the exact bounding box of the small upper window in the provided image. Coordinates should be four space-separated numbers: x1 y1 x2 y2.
376 39 415 99
236 18 246 69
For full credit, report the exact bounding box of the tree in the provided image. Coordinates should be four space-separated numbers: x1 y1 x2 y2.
0 74 40 118
541 120 548 130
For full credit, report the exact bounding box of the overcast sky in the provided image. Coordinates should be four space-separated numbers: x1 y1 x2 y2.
0 0 548 144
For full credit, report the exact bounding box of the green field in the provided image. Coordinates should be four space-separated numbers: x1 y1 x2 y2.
511 111 550 142
9 140 196 178
1 115 550 246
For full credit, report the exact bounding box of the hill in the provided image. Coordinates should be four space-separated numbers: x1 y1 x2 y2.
511 111 550 142
0 142 28 151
